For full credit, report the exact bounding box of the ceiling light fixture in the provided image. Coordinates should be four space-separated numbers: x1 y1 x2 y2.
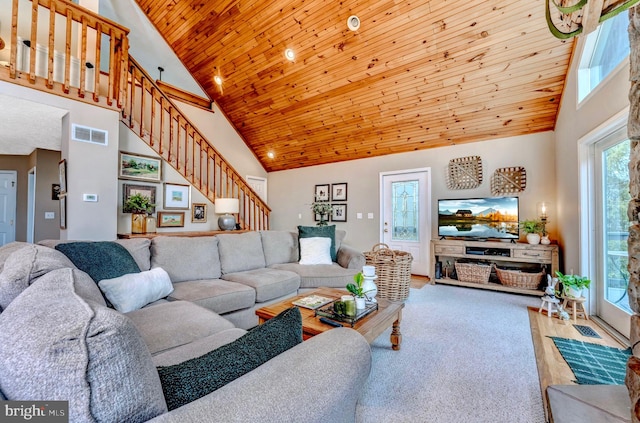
214 75 223 86
284 48 295 61
347 15 360 31
267 151 275 159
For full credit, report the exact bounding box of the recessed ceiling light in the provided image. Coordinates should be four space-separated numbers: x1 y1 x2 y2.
284 48 295 61
347 15 360 31
214 75 223 86
267 151 275 159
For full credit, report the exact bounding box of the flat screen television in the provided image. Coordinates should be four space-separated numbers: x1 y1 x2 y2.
438 197 519 241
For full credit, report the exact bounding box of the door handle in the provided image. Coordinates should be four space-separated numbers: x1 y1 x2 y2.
384 229 388 233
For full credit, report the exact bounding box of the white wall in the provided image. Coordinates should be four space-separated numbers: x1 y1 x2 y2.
269 132 557 254
554 36 631 274
0 81 120 241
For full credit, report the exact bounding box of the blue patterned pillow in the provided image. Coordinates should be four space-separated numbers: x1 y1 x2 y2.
298 225 336 261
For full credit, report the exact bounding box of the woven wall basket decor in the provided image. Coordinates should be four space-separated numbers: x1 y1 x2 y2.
491 166 527 195
546 0 640 39
446 156 483 190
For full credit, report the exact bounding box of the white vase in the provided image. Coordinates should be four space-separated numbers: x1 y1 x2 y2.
540 235 551 245
355 296 366 309
362 275 378 302
526 233 541 244
565 286 583 298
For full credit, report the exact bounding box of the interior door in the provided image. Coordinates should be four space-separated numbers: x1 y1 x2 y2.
0 171 17 246
246 175 267 202
380 168 431 276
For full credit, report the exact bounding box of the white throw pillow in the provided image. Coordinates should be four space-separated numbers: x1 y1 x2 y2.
98 267 174 313
299 237 332 265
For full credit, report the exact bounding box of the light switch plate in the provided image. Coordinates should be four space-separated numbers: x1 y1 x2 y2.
356 213 363 219
367 213 374 219
44 212 55 219
83 194 98 202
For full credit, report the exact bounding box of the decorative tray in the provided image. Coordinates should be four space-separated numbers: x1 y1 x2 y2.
314 301 378 327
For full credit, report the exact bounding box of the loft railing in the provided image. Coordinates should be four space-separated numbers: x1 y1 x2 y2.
123 58 270 231
2 0 128 109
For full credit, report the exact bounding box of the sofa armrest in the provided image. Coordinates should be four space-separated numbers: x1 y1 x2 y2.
148 328 371 423
337 244 366 270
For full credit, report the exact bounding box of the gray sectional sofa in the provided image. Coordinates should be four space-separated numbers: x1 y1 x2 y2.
0 230 372 422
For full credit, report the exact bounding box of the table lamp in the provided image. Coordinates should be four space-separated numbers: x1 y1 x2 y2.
215 198 239 230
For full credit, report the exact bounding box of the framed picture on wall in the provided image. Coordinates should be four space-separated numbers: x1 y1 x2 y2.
119 151 162 183
157 211 185 227
58 159 67 193
52 184 61 200
163 183 190 209
122 184 157 213
315 184 330 201
331 204 347 222
331 183 347 201
192 203 207 223
59 195 67 229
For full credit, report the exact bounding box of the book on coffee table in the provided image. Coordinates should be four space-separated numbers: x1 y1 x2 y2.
292 295 334 309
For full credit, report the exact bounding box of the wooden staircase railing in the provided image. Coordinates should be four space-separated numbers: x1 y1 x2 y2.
0 0 271 231
122 57 270 231
2 0 129 110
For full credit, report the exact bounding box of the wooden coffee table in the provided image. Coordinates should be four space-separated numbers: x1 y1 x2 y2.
256 287 404 350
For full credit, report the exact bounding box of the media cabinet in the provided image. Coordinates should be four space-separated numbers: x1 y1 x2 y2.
431 239 559 295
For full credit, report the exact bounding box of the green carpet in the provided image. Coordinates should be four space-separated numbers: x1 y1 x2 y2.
550 336 631 385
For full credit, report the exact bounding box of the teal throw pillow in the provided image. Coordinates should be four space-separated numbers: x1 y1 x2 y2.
157 307 303 411
298 225 336 261
55 241 141 283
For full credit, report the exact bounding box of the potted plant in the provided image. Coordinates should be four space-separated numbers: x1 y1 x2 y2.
346 272 371 309
555 271 591 298
124 193 155 234
311 201 333 226
519 219 543 244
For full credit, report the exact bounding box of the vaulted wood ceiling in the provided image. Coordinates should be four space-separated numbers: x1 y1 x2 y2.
136 0 573 172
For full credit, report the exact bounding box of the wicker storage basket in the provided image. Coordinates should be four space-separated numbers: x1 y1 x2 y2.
495 267 544 289
454 262 492 284
364 243 413 302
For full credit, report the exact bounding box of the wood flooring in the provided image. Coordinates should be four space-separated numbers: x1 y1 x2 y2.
528 306 629 421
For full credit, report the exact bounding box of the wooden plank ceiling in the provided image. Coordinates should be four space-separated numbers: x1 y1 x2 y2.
136 0 573 172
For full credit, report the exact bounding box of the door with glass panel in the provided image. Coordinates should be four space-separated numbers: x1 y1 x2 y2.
594 128 631 337
380 169 431 276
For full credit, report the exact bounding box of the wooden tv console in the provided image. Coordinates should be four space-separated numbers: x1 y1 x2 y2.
431 239 559 295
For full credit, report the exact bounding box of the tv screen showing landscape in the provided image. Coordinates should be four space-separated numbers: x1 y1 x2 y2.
438 197 519 240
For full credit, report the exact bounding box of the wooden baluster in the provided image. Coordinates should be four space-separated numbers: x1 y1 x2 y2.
159 97 166 156
168 107 175 165
93 22 101 102
149 86 156 147
29 0 38 83
79 16 87 97
10 0 18 79
63 9 72 94
139 76 146 139
47 1 56 89
117 35 128 109
126 64 135 127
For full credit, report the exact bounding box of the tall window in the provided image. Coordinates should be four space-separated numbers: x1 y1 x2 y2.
578 12 630 103
391 180 419 241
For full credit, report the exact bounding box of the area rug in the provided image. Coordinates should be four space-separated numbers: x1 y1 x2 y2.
550 336 631 385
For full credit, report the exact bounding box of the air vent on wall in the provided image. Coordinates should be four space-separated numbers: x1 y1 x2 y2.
72 124 108 146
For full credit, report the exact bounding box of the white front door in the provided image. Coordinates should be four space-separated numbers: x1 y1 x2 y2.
0 171 17 246
380 168 431 276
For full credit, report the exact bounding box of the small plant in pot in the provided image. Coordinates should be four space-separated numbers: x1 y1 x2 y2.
555 271 591 298
346 272 372 310
519 219 543 244
124 193 155 234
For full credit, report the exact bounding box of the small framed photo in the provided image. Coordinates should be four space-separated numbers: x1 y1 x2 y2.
192 203 207 223
52 184 61 200
315 184 330 202
119 151 162 183
163 183 190 209
123 184 157 213
331 204 347 222
157 211 185 227
331 183 348 201
58 159 67 193
59 195 67 229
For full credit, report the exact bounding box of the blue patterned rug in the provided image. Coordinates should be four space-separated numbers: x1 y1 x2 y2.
550 337 631 385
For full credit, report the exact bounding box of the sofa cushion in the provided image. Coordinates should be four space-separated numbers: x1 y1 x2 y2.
115 238 152 271
298 225 337 261
0 268 167 422
217 232 266 274
168 279 256 314
299 237 333 265
0 241 31 273
151 236 221 282
98 267 174 313
260 231 298 266
272 262 360 289
221 268 300 303
152 328 247 367
55 241 141 283
126 300 235 355
0 244 76 310
156 306 302 411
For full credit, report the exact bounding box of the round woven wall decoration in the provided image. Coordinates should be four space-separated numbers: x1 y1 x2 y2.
490 166 526 195
446 156 483 190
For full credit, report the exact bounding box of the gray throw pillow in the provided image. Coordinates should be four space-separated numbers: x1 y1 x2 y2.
0 268 167 422
157 306 302 410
